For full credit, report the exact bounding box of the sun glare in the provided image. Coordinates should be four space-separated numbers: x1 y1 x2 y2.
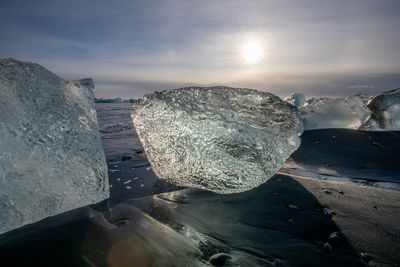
242 41 263 64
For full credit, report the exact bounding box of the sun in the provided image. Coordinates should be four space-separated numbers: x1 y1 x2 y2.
242 41 263 64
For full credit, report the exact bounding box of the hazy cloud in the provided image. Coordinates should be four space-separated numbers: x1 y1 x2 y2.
1 0 399 98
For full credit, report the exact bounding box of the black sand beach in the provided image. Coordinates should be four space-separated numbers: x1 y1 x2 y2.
0 103 399 266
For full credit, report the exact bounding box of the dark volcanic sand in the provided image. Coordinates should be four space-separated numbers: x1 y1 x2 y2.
0 103 399 266
283 129 400 189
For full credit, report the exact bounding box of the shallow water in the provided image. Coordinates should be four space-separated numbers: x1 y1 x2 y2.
0 103 399 266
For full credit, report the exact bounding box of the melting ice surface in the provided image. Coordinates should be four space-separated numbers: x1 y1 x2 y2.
132 86 303 194
0 58 109 235
286 89 400 131
299 94 373 130
360 88 400 131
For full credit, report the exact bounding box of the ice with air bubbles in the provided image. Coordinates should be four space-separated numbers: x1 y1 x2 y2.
0 58 109 235
132 86 303 194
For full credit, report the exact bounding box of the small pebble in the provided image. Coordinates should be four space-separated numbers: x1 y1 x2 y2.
146 167 152 171
323 189 332 194
121 156 132 161
321 242 332 253
361 252 373 263
288 204 300 210
273 192 278 196
314 141 320 144
339 190 344 194
273 258 284 266
332 136 336 139
209 253 231 266
322 208 331 216
328 232 341 244
370 142 381 147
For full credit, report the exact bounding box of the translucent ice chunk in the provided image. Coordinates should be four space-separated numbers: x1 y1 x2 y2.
284 93 306 107
0 58 109 235
360 88 400 130
132 87 303 194
299 94 373 130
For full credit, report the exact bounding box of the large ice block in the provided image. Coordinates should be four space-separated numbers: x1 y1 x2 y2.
299 94 373 130
0 58 109 235
360 88 400 131
132 87 303 194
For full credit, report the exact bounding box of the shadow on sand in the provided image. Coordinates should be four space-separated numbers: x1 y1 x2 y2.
0 173 367 266
287 129 400 184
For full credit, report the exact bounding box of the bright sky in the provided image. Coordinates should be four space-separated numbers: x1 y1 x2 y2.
1 0 399 98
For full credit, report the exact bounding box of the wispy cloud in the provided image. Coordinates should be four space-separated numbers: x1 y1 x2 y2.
348 84 375 89
1 0 399 98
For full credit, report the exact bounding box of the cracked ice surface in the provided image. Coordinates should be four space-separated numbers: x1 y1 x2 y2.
132 87 303 194
0 58 109 235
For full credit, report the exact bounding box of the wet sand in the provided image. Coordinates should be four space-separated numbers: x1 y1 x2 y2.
290 175 400 266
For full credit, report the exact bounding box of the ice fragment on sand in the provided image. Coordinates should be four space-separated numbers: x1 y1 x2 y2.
132 86 303 194
360 88 400 130
285 90 400 131
329 232 341 244
0 58 109 235
322 242 333 253
298 94 373 130
322 208 332 216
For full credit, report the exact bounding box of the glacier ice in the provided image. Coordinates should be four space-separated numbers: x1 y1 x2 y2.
284 90 400 131
132 86 303 194
296 94 373 130
284 93 305 107
0 58 109 235
360 88 400 131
